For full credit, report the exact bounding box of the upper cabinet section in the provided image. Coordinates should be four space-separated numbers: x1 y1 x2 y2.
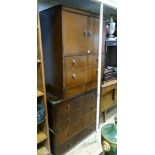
61 7 100 56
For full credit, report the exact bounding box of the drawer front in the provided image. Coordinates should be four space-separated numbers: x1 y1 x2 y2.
64 56 86 70
53 90 96 118
64 69 85 88
54 105 96 132
56 113 96 145
86 67 97 83
54 95 83 118
52 123 96 155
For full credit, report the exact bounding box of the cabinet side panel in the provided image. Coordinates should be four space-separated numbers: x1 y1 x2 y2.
40 6 63 97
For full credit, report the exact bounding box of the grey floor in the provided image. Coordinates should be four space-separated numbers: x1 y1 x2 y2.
65 108 117 155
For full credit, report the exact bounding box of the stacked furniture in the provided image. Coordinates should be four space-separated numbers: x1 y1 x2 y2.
40 5 104 155
37 14 50 155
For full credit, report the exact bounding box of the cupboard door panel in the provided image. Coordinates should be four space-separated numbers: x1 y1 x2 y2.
62 11 87 55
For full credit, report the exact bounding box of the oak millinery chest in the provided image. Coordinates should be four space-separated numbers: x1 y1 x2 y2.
40 5 105 155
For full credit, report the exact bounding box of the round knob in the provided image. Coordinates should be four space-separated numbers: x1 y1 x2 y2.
88 31 92 37
72 73 77 80
72 59 76 66
87 50 91 54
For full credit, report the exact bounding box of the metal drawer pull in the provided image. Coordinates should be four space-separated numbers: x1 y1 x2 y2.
72 59 76 66
72 73 77 80
88 31 92 37
84 30 88 37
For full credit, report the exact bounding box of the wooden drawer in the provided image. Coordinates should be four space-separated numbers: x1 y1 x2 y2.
53 96 83 118
48 90 96 119
55 113 96 145
54 106 96 132
51 123 96 155
86 67 97 83
64 69 85 88
64 55 86 70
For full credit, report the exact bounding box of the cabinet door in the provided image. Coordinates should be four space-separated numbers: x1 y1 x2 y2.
62 11 87 55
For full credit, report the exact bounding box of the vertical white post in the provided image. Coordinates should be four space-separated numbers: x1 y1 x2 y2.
96 2 104 140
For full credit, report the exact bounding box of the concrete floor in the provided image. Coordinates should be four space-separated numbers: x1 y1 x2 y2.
65 108 117 155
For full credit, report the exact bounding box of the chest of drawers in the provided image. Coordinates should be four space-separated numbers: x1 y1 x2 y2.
47 90 96 155
40 5 106 154
40 5 105 98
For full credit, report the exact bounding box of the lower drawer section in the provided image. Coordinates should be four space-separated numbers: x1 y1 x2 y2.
50 123 96 155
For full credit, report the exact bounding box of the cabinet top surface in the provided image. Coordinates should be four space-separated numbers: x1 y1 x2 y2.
40 4 99 18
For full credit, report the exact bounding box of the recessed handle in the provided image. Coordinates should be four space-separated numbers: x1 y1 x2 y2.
72 73 77 80
72 59 76 66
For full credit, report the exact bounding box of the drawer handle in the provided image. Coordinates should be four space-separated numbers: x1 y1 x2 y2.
67 104 71 111
84 30 88 37
72 73 77 80
87 50 91 54
72 59 76 66
91 117 93 122
88 31 92 37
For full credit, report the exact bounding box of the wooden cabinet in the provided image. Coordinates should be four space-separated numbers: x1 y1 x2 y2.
39 5 105 155
47 90 96 155
40 5 102 98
